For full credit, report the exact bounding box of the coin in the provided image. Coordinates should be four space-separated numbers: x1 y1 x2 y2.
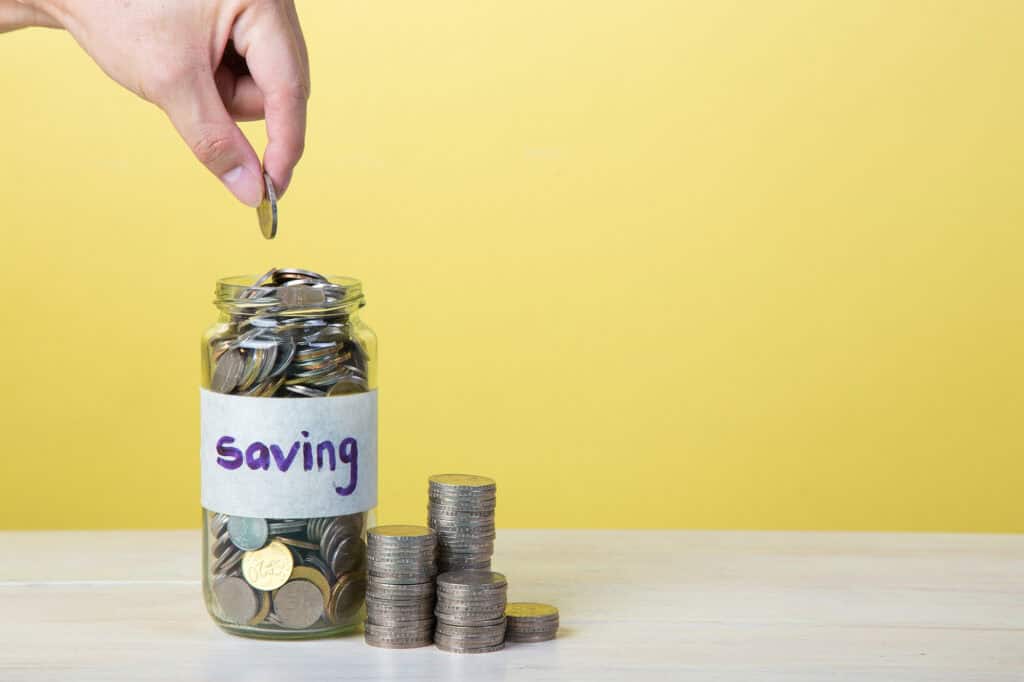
504 602 558 642
257 171 278 239
289 565 331 605
328 572 367 624
428 474 497 491
273 579 325 629
368 525 435 541
212 575 259 624
241 540 294 591
210 349 245 393
227 516 269 551
250 590 272 625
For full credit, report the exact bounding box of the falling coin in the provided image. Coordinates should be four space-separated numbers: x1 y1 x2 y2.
257 171 278 239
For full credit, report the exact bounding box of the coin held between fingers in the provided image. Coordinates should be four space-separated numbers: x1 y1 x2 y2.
257 171 278 239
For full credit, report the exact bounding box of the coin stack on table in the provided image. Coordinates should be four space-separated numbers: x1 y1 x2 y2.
427 474 497 572
433 570 508 653
364 525 438 648
207 511 367 632
505 602 559 643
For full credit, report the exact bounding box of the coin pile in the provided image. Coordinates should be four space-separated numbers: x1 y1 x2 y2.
207 511 367 632
364 525 438 648
434 570 508 653
505 602 559 643
428 474 497 572
207 267 369 399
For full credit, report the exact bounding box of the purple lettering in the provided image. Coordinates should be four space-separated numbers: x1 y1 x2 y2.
271 442 300 471
216 436 243 470
335 438 358 496
302 435 314 471
317 441 336 471
245 442 270 470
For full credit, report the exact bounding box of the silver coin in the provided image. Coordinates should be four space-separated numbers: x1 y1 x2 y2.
437 570 507 590
210 349 245 393
212 576 259 624
257 171 278 239
273 579 325 629
227 516 269 551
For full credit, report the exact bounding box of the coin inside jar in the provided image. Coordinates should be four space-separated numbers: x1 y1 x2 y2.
329 572 367 624
241 540 294 591
273 579 325 629
227 516 269 551
212 576 260 624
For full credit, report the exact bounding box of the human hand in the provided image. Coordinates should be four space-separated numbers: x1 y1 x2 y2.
23 0 309 207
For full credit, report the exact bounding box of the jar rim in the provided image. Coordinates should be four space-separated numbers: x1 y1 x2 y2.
214 273 365 315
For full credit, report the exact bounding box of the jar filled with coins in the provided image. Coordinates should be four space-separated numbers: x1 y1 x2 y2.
199 268 378 638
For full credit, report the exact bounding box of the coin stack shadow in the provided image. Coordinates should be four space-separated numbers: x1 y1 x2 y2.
434 570 508 653
427 475 497 572
364 525 438 648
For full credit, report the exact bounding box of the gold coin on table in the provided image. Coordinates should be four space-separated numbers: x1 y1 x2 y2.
506 602 559 619
256 171 278 239
241 539 293 591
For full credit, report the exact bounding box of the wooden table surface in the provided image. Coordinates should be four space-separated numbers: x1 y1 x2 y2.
0 530 1021 681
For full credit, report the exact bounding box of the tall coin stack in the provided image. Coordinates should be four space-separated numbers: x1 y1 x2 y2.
434 570 508 653
427 474 497 572
364 525 438 649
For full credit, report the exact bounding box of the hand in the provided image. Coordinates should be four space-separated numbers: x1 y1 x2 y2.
20 0 309 207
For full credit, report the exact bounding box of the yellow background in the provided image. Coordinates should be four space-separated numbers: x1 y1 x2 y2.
0 2 1021 531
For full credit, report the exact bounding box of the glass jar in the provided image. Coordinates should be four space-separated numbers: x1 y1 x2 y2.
199 268 378 639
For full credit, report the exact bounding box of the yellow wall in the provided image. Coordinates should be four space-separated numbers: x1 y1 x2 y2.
0 2 1021 531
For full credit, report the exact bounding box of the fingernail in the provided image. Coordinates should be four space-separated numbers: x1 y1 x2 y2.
220 165 263 208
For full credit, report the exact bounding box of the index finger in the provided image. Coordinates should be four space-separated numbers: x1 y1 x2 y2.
233 2 310 197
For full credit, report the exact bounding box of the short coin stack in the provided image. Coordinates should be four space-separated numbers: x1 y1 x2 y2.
434 570 508 653
505 602 559 643
427 474 497 572
364 525 438 649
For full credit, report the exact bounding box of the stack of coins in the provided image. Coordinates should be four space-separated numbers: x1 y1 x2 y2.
207 511 367 632
364 525 438 648
505 602 559 643
427 474 497 572
434 570 508 653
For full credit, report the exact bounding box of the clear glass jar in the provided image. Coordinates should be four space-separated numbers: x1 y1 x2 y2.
199 269 378 639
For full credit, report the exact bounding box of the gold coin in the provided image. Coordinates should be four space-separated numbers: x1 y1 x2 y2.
368 524 433 538
276 536 320 551
248 591 271 625
256 171 278 239
328 572 367 624
241 540 293 591
506 602 559 619
288 566 331 606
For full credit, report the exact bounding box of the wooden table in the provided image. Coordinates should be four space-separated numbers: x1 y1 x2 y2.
1 530 1021 680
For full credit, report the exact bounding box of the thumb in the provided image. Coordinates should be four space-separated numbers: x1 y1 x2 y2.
161 71 264 207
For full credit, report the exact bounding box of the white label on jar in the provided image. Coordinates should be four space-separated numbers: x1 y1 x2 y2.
200 388 378 518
